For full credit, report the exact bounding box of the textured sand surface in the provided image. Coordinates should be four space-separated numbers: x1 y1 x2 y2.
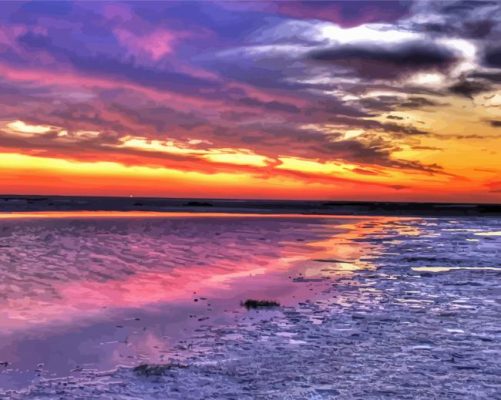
0 214 500 399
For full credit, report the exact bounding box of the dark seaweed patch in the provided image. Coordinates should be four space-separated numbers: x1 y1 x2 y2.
133 363 187 377
242 299 280 309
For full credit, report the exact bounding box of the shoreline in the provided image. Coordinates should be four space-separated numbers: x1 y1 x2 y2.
0 211 383 220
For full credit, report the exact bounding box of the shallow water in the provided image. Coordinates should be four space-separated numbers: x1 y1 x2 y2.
0 213 500 398
0 213 368 389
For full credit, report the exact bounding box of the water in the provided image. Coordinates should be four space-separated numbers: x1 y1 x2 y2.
0 213 500 398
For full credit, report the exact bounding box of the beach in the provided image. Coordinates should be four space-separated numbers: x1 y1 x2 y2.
0 212 500 399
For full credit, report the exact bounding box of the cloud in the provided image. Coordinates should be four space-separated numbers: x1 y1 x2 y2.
489 120 501 128
411 1 501 39
351 167 382 176
401 96 446 109
470 71 501 83
483 46 501 68
17 31 222 96
379 122 429 136
307 41 460 79
359 95 444 112
0 0 497 199
235 97 301 114
418 19 496 39
270 1 411 27
486 180 501 193
0 126 425 192
448 78 492 98
440 1 498 14
113 28 177 61
303 133 442 175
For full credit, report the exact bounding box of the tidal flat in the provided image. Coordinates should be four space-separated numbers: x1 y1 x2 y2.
0 213 500 399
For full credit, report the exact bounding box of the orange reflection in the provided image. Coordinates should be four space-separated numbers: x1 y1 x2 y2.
1 243 289 332
299 217 419 279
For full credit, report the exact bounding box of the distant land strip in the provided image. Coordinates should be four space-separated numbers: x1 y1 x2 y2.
0 195 500 217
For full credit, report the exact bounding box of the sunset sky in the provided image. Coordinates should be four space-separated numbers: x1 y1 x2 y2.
0 1 500 202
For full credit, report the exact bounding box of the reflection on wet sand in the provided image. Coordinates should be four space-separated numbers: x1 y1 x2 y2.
1 213 402 389
2 214 500 399
0 214 407 330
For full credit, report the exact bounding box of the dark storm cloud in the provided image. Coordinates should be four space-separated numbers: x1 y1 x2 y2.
418 20 495 39
470 71 501 84
489 120 501 128
380 122 428 136
448 79 492 98
483 46 501 68
414 5 499 39
359 96 444 112
441 1 497 14
307 41 459 79
401 97 446 109
413 1 501 39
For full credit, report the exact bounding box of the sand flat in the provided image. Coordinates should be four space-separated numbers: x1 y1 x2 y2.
0 214 500 398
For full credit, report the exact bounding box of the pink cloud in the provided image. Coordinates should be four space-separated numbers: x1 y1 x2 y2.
0 24 47 50
114 28 181 61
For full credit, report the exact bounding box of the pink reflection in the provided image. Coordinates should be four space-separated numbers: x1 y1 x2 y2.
0 214 414 334
0 214 426 390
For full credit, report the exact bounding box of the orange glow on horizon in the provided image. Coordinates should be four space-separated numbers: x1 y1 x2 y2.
0 151 499 202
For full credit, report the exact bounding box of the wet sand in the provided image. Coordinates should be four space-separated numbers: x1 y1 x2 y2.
0 213 500 399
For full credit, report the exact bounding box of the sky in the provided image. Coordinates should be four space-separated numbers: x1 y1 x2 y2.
0 0 500 202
